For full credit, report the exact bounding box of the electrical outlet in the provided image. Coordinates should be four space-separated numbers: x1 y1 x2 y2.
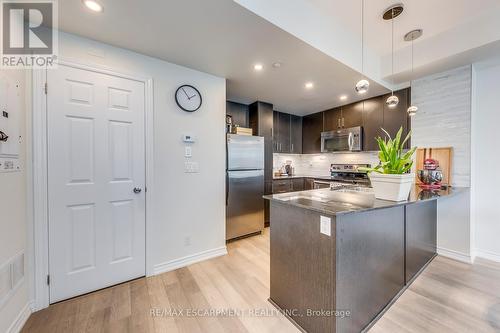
184 161 199 173
320 216 331 236
184 236 191 247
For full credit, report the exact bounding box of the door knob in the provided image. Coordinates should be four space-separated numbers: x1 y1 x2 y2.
133 187 142 194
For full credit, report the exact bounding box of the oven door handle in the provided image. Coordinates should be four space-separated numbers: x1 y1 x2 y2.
348 132 354 151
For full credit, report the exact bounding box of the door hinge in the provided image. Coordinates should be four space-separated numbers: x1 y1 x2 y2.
44 83 48 95
46 275 50 285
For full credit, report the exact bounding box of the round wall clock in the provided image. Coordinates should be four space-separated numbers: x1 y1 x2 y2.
175 85 202 112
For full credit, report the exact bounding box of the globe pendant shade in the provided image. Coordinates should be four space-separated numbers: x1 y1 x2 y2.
386 94 399 108
355 79 369 94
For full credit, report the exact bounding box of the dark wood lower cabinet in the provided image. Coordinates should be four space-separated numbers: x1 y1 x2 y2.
268 198 437 333
405 201 437 283
270 203 335 333
291 178 304 191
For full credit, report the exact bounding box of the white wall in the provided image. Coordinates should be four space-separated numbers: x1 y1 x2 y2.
472 60 500 262
0 70 30 333
411 65 473 261
56 32 227 274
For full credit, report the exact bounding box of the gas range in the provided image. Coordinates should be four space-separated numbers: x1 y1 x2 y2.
312 164 372 190
329 164 371 187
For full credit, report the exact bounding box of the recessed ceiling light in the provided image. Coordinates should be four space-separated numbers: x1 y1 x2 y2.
82 0 103 13
340 95 348 101
254 64 263 71
305 82 314 89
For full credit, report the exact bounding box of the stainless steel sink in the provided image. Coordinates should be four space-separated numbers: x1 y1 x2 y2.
280 195 330 203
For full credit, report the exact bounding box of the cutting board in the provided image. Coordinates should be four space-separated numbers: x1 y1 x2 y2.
415 147 453 186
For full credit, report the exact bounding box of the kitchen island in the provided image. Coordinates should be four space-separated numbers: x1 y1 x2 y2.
264 186 465 333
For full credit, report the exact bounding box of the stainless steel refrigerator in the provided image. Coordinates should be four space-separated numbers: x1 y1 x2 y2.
226 134 265 240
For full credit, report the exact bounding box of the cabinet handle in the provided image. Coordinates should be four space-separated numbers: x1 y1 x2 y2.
342 118 345 128
291 143 294 152
338 118 341 128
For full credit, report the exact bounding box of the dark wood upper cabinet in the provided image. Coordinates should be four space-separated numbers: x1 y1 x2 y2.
290 115 302 154
302 112 324 154
343 101 364 128
272 111 302 154
278 112 291 153
362 97 384 151
323 108 342 131
324 103 362 131
382 89 410 148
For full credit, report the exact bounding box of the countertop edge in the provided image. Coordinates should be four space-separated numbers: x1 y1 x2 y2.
264 187 469 216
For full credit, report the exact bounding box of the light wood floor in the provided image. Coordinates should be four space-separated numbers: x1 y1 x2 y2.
23 229 500 333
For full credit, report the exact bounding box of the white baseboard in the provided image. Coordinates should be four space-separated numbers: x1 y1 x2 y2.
7 301 33 333
153 246 227 275
474 249 500 263
437 247 474 264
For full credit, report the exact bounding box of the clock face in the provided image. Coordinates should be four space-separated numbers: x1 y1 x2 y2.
175 85 202 112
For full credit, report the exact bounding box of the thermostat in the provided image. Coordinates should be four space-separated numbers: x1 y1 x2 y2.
182 134 196 143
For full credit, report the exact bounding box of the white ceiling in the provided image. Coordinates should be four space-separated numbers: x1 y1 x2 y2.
237 0 500 87
308 0 500 56
57 0 388 116
58 0 500 115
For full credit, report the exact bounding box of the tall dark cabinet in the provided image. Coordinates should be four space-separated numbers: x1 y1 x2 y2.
226 101 249 128
249 102 274 225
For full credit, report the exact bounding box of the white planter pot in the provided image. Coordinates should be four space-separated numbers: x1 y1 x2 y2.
369 173 415 202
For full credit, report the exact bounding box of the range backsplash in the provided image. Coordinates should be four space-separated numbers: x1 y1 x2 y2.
273 152 380 177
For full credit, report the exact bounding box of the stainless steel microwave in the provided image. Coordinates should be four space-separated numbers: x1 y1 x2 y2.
321 126 362 152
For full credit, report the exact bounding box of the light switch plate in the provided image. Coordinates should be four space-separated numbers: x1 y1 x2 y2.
0 157 21 173
184 161 199 173
320 216 331 236
185 146 192 158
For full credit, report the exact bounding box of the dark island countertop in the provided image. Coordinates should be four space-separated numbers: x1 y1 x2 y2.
263 186 468 216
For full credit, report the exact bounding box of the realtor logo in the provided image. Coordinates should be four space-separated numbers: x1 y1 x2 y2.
1 0 58 68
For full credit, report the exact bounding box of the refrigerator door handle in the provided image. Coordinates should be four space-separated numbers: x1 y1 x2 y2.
226 172 229 206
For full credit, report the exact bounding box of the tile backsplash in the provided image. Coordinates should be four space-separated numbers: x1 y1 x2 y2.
273 152 380 177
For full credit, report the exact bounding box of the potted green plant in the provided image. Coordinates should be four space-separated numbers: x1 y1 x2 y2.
360 127 417 201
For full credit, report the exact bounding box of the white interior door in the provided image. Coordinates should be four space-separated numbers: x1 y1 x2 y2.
47 64 146 303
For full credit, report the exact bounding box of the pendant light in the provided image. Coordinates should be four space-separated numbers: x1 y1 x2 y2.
404 29 423 116
384 5 403 108
355 0 369 94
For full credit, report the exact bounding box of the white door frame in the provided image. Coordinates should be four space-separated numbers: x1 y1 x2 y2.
31 60 154 310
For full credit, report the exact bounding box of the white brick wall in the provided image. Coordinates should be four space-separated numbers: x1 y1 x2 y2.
273 152 379 176
411 65 472 187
